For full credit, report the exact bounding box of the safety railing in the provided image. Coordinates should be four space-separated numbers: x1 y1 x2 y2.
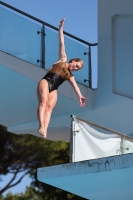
0 1 97 88
70 115 133 162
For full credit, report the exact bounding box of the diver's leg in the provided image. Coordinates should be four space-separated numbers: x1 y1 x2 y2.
37 79 49 136
43 90 58 138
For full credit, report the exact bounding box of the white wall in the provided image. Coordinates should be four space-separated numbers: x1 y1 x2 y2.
77 0 133 136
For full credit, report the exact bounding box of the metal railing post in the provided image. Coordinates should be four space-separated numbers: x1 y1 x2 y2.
41 24 45 69
84 44 97 88
69 116 74 162
41 24 45 68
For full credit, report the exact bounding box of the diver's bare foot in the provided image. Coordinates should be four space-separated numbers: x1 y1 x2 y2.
38 125 47 138
42 129 47 138
39 124 45 135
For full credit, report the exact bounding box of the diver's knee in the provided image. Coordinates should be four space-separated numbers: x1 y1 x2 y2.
39 99 47 108
45 105 53 114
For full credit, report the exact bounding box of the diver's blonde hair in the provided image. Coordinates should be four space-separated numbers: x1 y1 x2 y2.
69 58 84 68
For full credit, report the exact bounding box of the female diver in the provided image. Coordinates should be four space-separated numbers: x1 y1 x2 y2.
37 18 88 138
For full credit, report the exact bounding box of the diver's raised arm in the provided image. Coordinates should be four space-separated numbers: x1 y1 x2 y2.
58 18 67 62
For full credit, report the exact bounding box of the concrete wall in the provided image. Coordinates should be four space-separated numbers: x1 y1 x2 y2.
77 0 133 136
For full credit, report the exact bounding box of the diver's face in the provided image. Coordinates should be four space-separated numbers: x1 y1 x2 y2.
68 61 82 71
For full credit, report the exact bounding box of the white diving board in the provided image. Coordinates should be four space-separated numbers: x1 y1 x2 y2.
37 153 133 200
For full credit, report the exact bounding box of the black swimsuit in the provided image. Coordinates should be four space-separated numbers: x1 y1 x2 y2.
42 62 73 92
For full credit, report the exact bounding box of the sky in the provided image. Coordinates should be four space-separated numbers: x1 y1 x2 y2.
1 0 98 42
0 0 98 195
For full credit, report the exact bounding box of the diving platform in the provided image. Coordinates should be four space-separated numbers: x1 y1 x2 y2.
37 153 133 200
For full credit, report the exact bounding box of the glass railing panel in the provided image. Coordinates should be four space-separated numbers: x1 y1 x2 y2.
91 45 98 88
45 28 89 86
45 28 59 70
65 37 89 87
0 7 41 67
0 4 96 87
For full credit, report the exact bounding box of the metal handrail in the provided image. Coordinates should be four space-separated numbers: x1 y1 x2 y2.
0 1 98 47
71 115 133 141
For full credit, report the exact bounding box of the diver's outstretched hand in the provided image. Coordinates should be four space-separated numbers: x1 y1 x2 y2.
79 96 88 108
59 18 65 27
